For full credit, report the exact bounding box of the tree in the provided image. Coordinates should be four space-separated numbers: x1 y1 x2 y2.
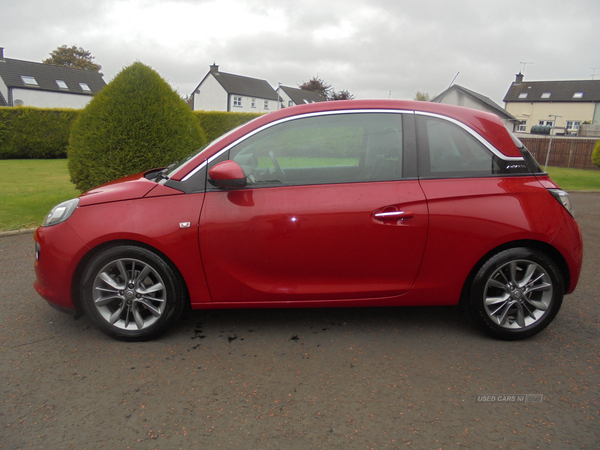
414 91 431 101
330 90 354 101
299 77 353 101
592 139 600 168
43 45 103 74
68 62 207 192
299 77 332 100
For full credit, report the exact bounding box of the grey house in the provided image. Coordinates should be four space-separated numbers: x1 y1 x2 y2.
432 84 518 129
277 85 325 108
0 47 106 108
191 64 278 112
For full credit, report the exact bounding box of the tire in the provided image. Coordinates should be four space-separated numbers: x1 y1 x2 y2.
81 245 186 341
468 248 564 341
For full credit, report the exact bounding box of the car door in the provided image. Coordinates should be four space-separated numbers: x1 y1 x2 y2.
199 111 429 303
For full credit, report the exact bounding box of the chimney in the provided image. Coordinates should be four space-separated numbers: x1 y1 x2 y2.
515 72 524 84
210 63 219 74
0 47 4 62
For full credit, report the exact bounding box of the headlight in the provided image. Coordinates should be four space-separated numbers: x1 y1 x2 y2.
548 189 574 218
42 198 80 227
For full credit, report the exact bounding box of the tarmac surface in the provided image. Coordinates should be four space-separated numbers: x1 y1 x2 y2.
1 192 598 449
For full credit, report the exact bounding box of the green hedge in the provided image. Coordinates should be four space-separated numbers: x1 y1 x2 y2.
0 107 262 160
0 107 79 159
193 110 262 143
593 139 600 168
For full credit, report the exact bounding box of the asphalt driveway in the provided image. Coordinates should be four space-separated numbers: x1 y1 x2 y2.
1 192 598 449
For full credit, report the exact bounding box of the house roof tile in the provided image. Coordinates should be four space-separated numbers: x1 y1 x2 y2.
211 70 278 100
0 57 106 96
280 86 325 105
503 79 600 103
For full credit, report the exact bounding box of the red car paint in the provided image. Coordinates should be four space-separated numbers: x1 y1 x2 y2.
33 100 582 338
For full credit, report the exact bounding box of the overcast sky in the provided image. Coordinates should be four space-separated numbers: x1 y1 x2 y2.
2 0 599 105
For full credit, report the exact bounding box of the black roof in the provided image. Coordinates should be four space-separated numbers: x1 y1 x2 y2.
0 57 106 96
504 79 600 103
280 86 325 104
205 69 278 100
432 84 517 122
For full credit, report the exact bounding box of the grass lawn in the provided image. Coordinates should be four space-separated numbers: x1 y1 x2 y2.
546 166 600 191
0 159 598 233
0 159 79 232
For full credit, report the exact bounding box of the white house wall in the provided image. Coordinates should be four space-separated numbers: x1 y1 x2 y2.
11 88 92 108
277 90 294 108
228 95 276 113
193 75 228 111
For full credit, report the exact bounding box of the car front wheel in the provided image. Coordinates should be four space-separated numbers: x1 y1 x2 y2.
468 248 564 340
81 245 186 341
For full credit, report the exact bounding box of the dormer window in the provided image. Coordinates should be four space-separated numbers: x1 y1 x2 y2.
56 80 68 89
518 93 528 99
79 83 91 92
541 92 551 99
21 76 38 86
573 92 584 99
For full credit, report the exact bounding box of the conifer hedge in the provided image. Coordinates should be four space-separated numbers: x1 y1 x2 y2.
193 111 262 143
68 62 207 192
0 107 78 159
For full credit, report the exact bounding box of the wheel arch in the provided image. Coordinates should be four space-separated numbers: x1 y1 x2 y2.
459 239 570 309
70 239 191 318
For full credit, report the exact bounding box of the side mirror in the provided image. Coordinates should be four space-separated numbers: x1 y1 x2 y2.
208 160 247 189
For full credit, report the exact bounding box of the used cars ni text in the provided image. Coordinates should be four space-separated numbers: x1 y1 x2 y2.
34 100 583 341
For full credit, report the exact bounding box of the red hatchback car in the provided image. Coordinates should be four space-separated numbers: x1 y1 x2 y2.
34 100 582 341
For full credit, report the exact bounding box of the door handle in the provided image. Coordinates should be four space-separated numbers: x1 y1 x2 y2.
372 210 414 224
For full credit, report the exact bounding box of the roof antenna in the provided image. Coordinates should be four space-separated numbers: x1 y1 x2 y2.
519 62 533 75
449 72 460 88
591 68 599 80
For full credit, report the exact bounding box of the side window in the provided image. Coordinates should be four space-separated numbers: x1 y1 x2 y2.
226 113 403 187
417 116 497 177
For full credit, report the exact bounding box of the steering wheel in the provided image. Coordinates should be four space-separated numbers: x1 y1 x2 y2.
269 151 286 181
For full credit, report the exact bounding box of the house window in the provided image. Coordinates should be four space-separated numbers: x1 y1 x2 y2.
517 121 527 132
21 76 38 86
566 121 581 130
539 120 554 127
518 93 528 99
573 92 584 99
288 100 293 107
56 80 68 89
263 100 269 109
79 83 91 92
251 98 256 108
233 96 242 107
541 92 551 99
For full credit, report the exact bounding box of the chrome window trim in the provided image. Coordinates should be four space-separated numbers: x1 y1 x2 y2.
181 108 522 182
415 111 524 162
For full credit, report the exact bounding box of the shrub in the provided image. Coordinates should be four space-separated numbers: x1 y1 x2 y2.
0 107 78 159
194 111 261 143
593 139 600 168
68 62 207 192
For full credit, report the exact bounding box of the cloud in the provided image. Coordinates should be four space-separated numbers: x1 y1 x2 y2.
1 0 599 104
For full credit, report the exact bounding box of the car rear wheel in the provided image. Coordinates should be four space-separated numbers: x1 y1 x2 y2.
468 248 564 340
81 245 186 341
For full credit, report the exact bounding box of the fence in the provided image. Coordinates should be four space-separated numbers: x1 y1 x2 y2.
519 136 599 171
